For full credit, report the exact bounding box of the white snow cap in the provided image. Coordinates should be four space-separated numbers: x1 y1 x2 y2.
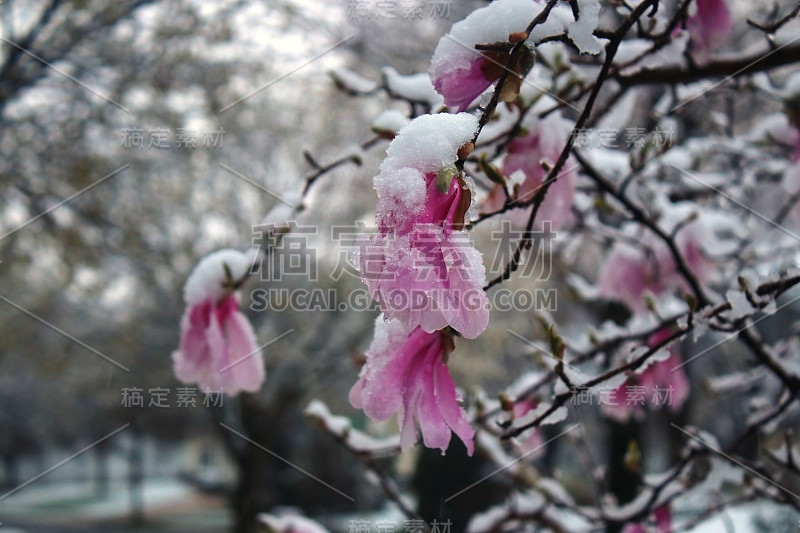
527 1 604 54
430 0 603 84
330 67 378 93
183 249 252 305
430 0 536 84
566 0 604 54
382 67 444 109
382 112 478 173
258 513 329 533
372 109 410 134
259 188 301 228
375 112 478 218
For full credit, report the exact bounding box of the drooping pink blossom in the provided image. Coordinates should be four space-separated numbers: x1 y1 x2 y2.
172 249 265 396
598 246 663 312
349 318 475 455
603 328 690 422
598 215 710 311
359 113 490 339
512 398 544 457
430 0 604 109
362 173 490 339
482 111 576 230
432 56 504 112
621 505 672 533
683 0 733 65
429 0 535 111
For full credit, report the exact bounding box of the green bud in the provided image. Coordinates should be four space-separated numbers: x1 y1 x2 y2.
436 164 459 194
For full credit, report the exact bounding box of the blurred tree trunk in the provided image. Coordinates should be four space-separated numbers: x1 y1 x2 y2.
94 445 109 498
231 394 282 533
128 421 144 526
413 439 504 530
1 453 18 489
607 420 641 533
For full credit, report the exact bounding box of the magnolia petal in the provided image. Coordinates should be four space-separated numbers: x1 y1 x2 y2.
433 355 475 456
220 307 266 395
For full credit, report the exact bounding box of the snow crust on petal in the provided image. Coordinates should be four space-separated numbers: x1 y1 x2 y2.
429 0 539 91
350 321 475 455
381 112 479 174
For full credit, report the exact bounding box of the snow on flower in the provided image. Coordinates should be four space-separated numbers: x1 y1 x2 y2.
603 328 690 422
429 0 603 111
358 113 490 339
350 318 475 455
482 107 576 230
429 0 532 111
172 249 265 396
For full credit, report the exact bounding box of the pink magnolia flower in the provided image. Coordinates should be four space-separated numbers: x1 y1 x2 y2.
349 318 475 455
598 215 710 311
681 0 733 65
603 328 690 422
653 505 672 533
482 112 576 230
172 249 265 396
512 398 544 457
430 0 604 109
362 173 490 339
598 246 663 312
359 113 490 339
432 55 505 112
621 505 672 533
429 0 535 111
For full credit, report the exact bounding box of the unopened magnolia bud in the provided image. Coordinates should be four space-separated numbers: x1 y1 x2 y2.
588 331 600 346
624 440 641 473
457 142 475 160
509 31 528 43
644 293 657 313
684 293 697 312
350 349 367 366
499 393 514 412
737 275 751 294
479 153 507 185
436 164 459 194
371 127 397 140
